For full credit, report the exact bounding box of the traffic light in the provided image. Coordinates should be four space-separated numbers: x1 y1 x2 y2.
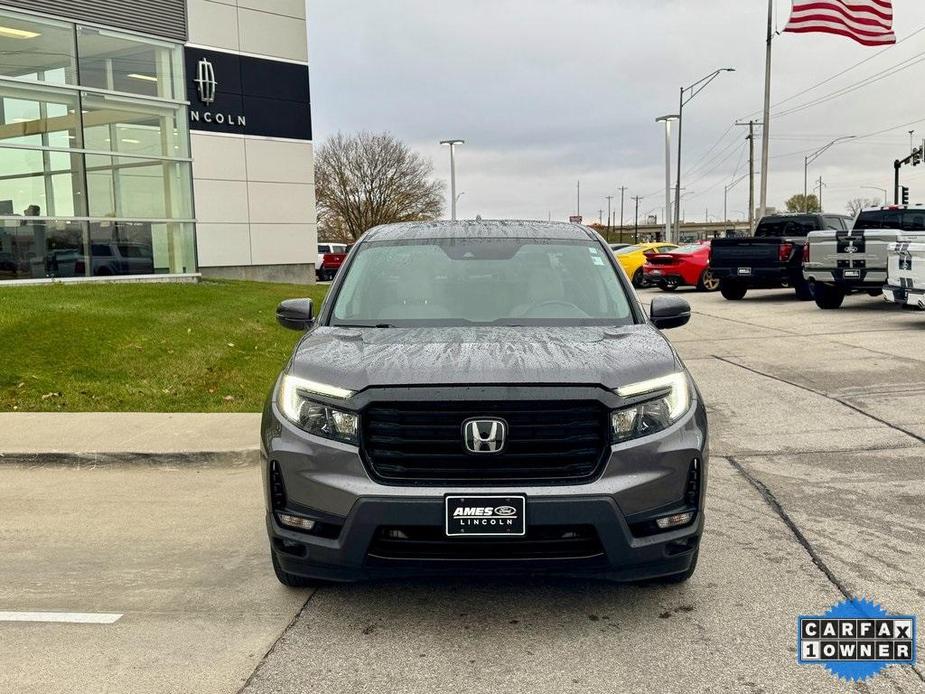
902 186 910 205
914 148 923 167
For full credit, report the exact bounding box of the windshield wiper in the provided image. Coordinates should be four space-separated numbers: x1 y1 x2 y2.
333 323 397 328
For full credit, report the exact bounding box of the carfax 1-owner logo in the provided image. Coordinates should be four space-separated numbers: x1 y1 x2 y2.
798 598 917 682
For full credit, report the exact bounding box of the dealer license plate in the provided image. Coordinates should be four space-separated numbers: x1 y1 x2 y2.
445 495 526 537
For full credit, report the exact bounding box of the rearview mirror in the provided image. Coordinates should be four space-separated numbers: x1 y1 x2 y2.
276 298 314 331
650 296 691 330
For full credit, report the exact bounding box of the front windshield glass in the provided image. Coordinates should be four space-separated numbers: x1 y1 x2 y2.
331 238 636 327
614 245 640 255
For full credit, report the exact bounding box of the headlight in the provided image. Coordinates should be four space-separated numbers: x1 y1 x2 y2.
277 374 359 445
611 372 691 443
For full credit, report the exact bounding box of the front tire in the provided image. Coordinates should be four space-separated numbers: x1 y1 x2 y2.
794 277 813 301
720 279 748 300
813 283 845 310
272 551 320 588
644 549 699 585
697 269 720 292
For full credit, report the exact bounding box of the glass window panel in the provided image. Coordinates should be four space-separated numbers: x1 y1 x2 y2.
88 220 194 275
0 145 84 217
77 26 183 100
81 94 189 157
0 219 87 279
0 83 81 148
0 11 76 85
85 155 192 219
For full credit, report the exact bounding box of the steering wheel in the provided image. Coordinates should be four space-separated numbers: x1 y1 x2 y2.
520 300 588 317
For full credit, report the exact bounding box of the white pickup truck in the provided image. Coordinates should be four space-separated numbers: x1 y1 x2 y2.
804 206 925 309
884 236 925 310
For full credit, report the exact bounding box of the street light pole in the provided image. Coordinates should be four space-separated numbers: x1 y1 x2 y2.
656 114 679 243
605 195 614 242
861 185 888 204
804 136 855 212
674 68 735 242
440 139 465 221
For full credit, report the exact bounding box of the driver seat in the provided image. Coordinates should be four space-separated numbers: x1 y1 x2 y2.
510 255 565 317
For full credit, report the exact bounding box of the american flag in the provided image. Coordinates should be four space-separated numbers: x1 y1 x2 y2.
783 0 896 46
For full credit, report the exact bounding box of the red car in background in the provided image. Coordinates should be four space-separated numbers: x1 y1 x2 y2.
643 241 719 292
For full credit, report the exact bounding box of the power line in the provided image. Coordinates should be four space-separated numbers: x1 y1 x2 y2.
737 23 925 121
771 51 925 120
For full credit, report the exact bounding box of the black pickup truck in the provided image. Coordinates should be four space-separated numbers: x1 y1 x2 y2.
710 214 852 301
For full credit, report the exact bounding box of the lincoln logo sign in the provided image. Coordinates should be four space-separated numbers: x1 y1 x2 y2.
189 56 246 128
194 58 217 105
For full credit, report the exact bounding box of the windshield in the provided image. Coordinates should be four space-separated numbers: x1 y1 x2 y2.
330 238 636 327
672 244 703 254
614 245 640 255
855 210 925 231
755 217 818 237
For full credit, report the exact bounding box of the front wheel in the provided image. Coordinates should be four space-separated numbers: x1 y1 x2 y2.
697 269 720 292
645 550 699 585
813 283 845 310
794 277 813 301
272 552 321 588
720 279 748 301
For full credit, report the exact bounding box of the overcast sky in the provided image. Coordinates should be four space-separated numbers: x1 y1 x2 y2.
308 0 925 224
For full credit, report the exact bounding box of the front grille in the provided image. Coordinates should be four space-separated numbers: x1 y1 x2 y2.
367 525 604 561
361 400 610 485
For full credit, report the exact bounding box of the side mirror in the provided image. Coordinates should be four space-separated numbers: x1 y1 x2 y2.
276 298 314 331
650 296 691 330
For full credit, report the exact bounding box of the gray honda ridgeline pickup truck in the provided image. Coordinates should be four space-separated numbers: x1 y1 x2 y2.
262 220 708 585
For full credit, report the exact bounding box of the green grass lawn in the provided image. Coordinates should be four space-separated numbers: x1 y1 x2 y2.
0 280 329 412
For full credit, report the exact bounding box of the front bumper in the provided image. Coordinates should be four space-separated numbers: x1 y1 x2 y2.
269 498 703 582
262 388 708 583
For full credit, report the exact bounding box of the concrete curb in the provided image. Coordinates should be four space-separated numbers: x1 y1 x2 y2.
0 449 260 468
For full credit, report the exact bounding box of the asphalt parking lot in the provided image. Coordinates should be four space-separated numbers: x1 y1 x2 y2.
2 287 924 693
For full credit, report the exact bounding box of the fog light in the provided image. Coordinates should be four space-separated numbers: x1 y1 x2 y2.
277 513 316 531
385 529 409 540
656 512 694 530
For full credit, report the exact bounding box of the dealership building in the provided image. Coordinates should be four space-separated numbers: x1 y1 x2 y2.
0 0 318 284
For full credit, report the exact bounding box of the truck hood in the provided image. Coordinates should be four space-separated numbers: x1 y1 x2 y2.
287 325 681 393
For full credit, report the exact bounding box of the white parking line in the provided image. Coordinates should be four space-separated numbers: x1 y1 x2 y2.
0 611 122 624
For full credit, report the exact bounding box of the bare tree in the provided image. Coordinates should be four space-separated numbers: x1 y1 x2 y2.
846 197 880 216
315 132 446 241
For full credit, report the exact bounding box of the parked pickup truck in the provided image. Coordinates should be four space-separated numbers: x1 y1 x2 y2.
316 243 348 282
804 206 925 309
879 208 925 311
710 213 852 301
884 238 925 310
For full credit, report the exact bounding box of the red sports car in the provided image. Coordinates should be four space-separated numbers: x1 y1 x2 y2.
643 242 719 292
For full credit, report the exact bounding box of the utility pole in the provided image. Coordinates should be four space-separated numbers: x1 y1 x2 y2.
735 120 757 233
632 195 643 244
576 180 581 218
618 186 627 241
598 209 603 225
815 176 824 211
605 195 614 243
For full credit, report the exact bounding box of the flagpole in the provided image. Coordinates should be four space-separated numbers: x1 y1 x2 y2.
759 0 773 221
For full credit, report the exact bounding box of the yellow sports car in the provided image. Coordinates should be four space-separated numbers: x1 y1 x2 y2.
614 242 678 287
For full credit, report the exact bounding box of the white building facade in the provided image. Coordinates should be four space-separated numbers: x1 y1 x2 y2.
0 0 318 284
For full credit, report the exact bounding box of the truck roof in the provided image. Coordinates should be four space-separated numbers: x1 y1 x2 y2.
364 220 597 242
